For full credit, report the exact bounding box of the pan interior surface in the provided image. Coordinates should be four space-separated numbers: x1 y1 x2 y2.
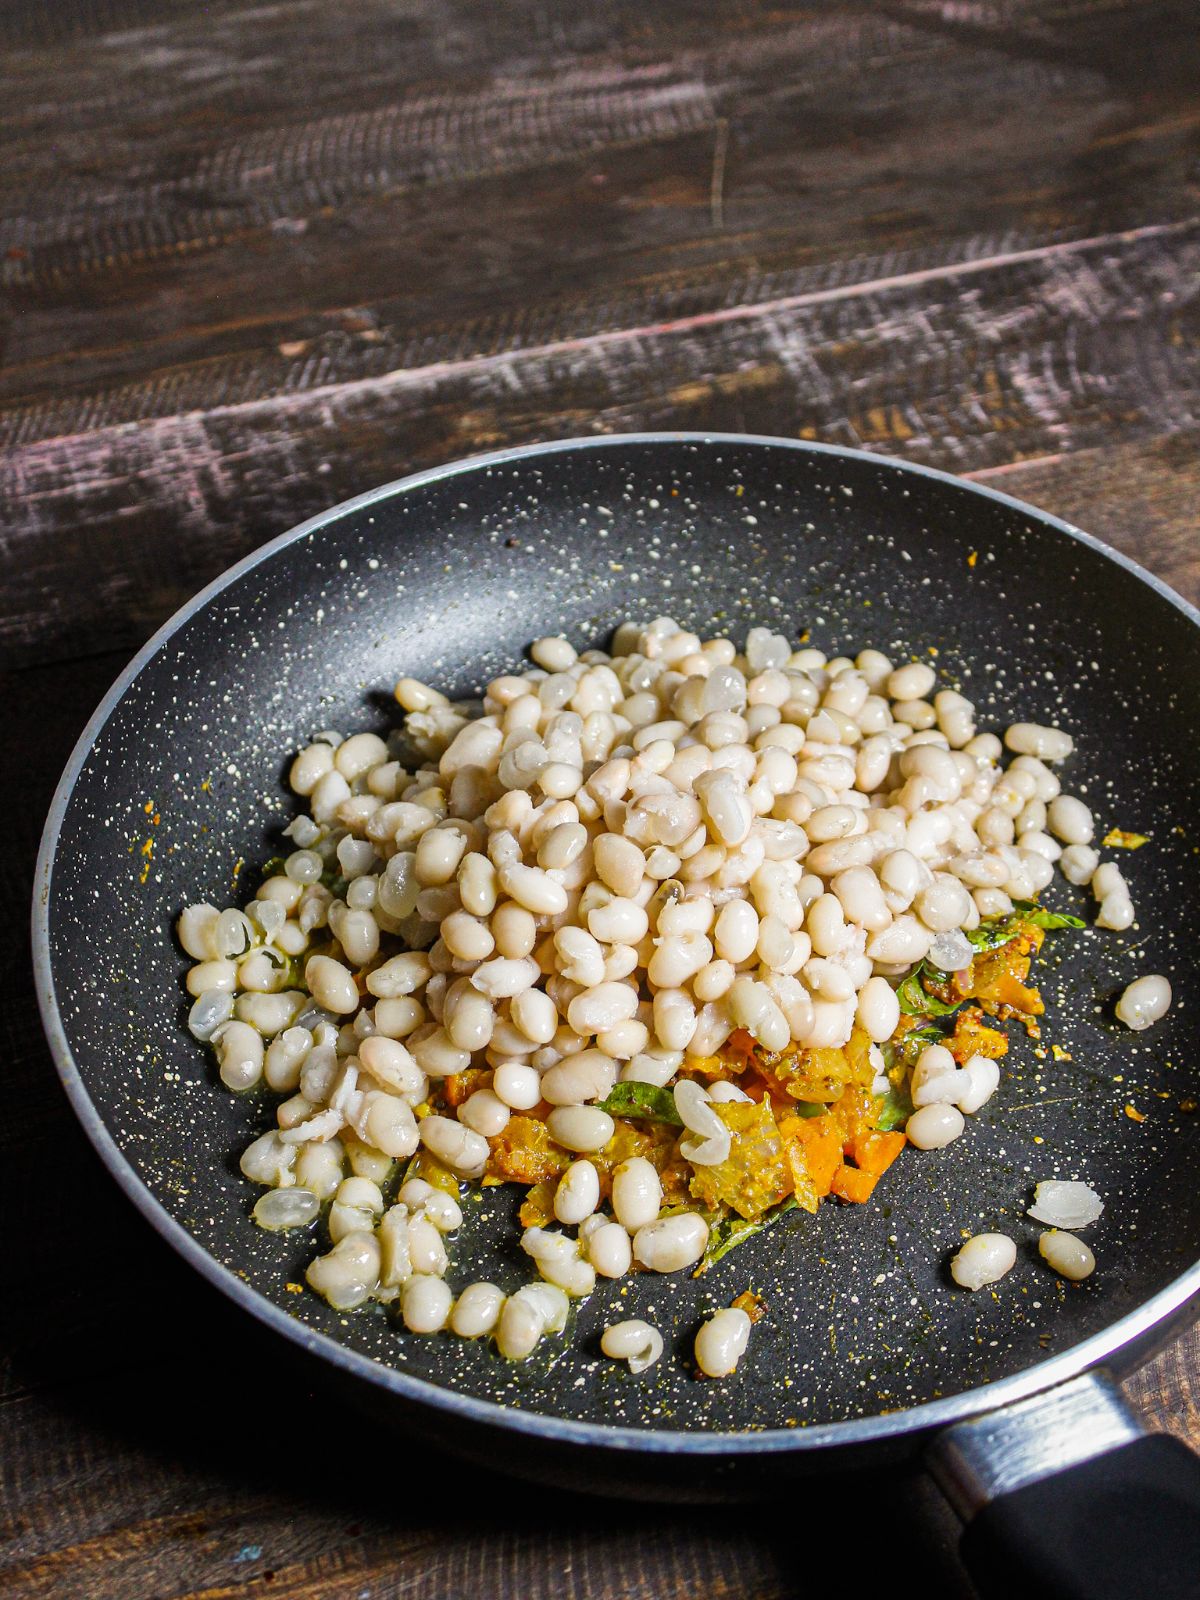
42 437 1200 1439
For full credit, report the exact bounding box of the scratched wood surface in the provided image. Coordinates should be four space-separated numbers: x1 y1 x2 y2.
1 1 1197 1595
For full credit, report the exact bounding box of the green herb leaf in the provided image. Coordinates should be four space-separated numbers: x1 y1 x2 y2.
965 914 1022 953
697 1197 799 1273
876 1083 912 1133
598 1082 683 1125
787 1100 827 1118
895 965 963 1017
1013 900 1086 931
260 855 288 880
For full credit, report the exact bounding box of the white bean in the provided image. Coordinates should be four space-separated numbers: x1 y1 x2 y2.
586 1221 633 1278
459 1089 511 1138
1004 723 1074 762
451 1281 506 1337
1047 794 1094 845
632 1212 709 1272
1039 1230 1096 1281
401 1274 453 1332
956 1054 1001 1114
1115 974 1171 1031
213 1020 264 1091
1096 893 1134 931
419 1115 489 1176
493 1060 542 1110
906 1103 965 1149
546 1105 615 1153
856 976 901 1043
695 1307 752 1377
601 1318 663 1372
554 1160 601 1224
951 1232 1017 1290
1060 843 1100 885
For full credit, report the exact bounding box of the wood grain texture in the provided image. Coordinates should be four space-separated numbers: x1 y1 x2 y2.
3 222 1197 668
2 1 1198 1595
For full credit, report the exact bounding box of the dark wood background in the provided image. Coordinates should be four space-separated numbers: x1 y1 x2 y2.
2 2 1197 1595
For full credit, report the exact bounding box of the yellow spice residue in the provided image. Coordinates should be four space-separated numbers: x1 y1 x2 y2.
1103 828 1150 849
967 550 978 567
1124 1103 1146 1123
1051 1045 1072 1061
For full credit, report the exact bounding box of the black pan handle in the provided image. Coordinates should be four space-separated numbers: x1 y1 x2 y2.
928 1371 1200 1600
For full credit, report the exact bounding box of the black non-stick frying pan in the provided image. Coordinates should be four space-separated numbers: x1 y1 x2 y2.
34 436 1200 1599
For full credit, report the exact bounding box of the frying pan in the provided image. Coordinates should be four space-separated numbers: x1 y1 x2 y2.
34 435 1200 1598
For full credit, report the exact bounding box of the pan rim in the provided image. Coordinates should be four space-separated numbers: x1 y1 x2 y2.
32 430 1200 1458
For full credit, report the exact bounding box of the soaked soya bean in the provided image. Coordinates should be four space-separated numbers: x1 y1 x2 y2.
240 1129 297 1186
886 661 936 701
235 990 306 1036
1046 794 1094 846
493 1060 542 1110
1115 974 1172 1031
906 1103 966 1150
521 1228 596 1296
496 1283 569 1360
713 898 760 963
471 955 540 1000
1096 892 1135 931
1039 1230 1096 1282
407 1214 450 1277
295 1139 344 1200
253 1187 319 1231
178 908 225 953
306 1231 381 1310
362 1092 420 1159
212 1020 265 1091
1060 843 1100 885
727 975 789 1051
877 848 925 912
855 976 900 1043
694 1306 752 1378
401 1274 453 1333
451 1281 506 1338
909 1044 959 1107
553 1160 602 1225
401 1182 463 1234
584 1220 633 1278
831 866 891 931
546 1105 616 1153
1004 723 1075 762
567 981 641 1037
541 1049 616 1106
601 1318 664 1374
866 915 932 965
632 1212 709 1272
611 1156 663 1233
419 1114 489 1176
956 1054 1001 1114
305 955 359 1014
458 1088 512 1139
357 1034 426 1099
186 957 238 998
951 1232 1017 1290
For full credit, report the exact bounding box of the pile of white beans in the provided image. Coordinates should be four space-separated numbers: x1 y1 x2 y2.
177 617 1171 1375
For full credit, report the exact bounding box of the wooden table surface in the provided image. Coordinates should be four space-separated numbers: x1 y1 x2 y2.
2 2 1197 1595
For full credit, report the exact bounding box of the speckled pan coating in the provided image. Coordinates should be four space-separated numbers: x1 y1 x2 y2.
33 435 1200 1494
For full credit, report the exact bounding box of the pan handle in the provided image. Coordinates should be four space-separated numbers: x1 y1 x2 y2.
928 1371 1200 1600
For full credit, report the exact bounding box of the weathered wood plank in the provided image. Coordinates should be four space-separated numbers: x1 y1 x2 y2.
2 222 1196 668
1 1 1195 419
